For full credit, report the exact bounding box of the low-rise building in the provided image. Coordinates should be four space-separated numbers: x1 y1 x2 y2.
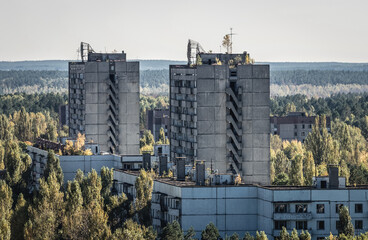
113 166 368 240
270 112 331 142
146 109 170 142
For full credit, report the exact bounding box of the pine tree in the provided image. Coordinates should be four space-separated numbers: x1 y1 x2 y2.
135 169 154 226
201 222 220 240
291 229 299 240
11 193 28 240
279 227 289 240
299 230 311 240
184 227 196 240
160 220 183 240
338 206 354 236
244 232 255 240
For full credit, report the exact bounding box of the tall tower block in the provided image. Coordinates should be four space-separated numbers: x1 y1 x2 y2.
170 41 270 185
68 43 140 155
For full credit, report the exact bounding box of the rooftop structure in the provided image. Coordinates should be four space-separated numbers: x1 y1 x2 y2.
68 42 140 154
170 40 270 185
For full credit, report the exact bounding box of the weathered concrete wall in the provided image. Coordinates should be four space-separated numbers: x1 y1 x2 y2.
197 65 228 173
238 64 270 185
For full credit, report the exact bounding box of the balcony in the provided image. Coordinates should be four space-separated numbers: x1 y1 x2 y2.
273 212 313 220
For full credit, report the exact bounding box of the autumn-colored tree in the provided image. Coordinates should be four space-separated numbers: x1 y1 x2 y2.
135 169 154 226
279 227 289 240
256 231 268 240
222 34 231 53
290 155 304 186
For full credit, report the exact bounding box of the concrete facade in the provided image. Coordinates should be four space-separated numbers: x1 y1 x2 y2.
114 170 368 240
170 54 270 185
270 112 331 142
69 52 140 154
146 109 170 142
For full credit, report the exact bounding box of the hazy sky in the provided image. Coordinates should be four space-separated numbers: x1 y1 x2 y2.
1 0 368 62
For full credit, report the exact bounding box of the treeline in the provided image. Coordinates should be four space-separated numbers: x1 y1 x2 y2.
0 70 68 94
271 116 368 185
271 70 368 86
271 94 368 139
0 92 67 117
0 107 60 142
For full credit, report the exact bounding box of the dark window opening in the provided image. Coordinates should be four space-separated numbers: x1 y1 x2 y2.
355 204 363 213
317 204 325 214
317 221 325 230
295 204 308 213
321 181 327 189
296 221 308 230
356 220 363 230
275 221 287 230
275 204 288 213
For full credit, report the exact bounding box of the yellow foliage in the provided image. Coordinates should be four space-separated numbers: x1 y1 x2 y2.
234 174 242 185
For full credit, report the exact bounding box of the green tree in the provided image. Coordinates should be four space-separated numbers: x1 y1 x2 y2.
291 229 299 240
299 230 311 240
256 231 268 240
160 220 184 240
112 219 156 240
0 180 13 240
11 193 28 240
230 232 240 240
135 169 154 226
289 155 304 186
101 167 113 200
338 206 354 236
273 173 289 185
184 227 196 240
279 227 289 240
303 152 315 186
201 222 220 240
244 232 255 240
0 115 14 141
44 150 63 186
25 172 64 240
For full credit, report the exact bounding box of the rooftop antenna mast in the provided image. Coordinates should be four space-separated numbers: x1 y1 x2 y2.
228 28 237 54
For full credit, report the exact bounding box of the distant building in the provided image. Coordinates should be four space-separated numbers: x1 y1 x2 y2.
270 112 331 142
146 109 170 142
68 42 140 154
170 40 270 185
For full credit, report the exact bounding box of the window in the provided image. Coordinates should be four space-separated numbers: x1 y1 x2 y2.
355 220 363 230
309 124 312 129
336 204 344 213
321 181 327 189
294 124 298 129
296 221 308 230
301 132 305 136
275 204 288 213
294 132 298 137
317 221 325 230
295 204 308 213
275 221 287 230
355 204 363 213
302 124 305 129
317 204 325 214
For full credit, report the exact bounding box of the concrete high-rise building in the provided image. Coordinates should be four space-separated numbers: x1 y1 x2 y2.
170 40 270 185
69 43 140 154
